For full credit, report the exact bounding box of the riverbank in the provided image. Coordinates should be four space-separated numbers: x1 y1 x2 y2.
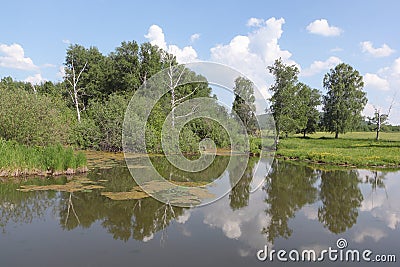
276 132 400 168
0 139 87 177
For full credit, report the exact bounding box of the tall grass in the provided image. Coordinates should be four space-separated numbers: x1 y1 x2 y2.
0 138 87 173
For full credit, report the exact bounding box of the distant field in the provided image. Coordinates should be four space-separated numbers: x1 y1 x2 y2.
297 131 400 141
277 132 400 168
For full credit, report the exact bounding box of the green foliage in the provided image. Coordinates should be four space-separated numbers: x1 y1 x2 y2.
267 59 321 138
322 63 367 138
0 84 71 146
232 77 258 135
268 58 300 137
0 139 86 172
65 44 110 103
296 83 321 136
249 136 262 155
69 117 101 150
89 93 130 151
109 40 141 92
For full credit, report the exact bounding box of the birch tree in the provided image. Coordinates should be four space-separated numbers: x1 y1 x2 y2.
165 55 199 128
65 59 87 123
322 63 367 138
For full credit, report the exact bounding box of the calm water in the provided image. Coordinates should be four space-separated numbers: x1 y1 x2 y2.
0 156 399 266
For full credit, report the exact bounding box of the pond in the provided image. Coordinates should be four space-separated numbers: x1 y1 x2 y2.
0 155 399 266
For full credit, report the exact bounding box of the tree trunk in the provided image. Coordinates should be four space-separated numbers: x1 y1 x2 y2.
303 130 306 138
335 131 339 139
376 115 381 141
74 91 81 123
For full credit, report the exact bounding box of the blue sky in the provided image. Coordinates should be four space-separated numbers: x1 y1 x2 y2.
1 0 400 124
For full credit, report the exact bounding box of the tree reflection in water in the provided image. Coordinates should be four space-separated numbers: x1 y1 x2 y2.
0 158 395 245
229 156 258 210
262 160 318 243
318 169 363 234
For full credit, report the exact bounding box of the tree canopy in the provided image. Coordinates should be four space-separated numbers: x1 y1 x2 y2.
322 63 367 138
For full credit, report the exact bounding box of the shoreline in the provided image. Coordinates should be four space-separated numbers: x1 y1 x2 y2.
0 166 88 178
274 154 400 170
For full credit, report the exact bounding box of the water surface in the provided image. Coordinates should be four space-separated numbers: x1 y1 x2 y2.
0 156 399 266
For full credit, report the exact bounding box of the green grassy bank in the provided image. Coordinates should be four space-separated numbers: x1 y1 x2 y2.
276 132 400 168
0 139 87 177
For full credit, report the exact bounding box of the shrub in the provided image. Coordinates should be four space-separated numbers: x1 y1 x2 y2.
0 87 71 146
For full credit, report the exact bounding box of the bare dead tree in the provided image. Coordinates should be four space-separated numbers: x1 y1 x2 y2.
165 55 199 128
368 95 396 140
65 60 87 123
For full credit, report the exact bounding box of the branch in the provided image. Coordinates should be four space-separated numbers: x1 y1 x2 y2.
387 92 396 117
66 77 74 89
175 105 199 119
175 85 199 104
30 83 37 94
173 66 186 89
75 62 88 85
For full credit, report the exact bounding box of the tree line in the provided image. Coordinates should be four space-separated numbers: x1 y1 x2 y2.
268 58 398 141
0 41 397 153
0 41 251 152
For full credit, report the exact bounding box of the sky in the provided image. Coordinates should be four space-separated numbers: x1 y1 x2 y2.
1 0 400 124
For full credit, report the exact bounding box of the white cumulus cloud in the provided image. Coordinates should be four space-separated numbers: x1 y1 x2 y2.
247 17 264 27
144 24 197 63
190 33 200 43
306 19 342 37
301 56 341 77
24 73 46 85
364 73 390 91
353 227 387 243
392 57 400 75
0 43 38 70
360 41 395 57
363 103 378 119
56 65 66 79
210 17 296 104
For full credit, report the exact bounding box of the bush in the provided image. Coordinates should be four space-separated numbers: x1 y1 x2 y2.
70 117 101 150
0 87 71 146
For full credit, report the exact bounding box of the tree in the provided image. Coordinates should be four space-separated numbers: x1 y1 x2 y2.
65 58 87 123
139 42 168 85
64 44 109 120
268 58 300 141
297 83 321 137
232 77 258 135
109 41 141 92
268 59 321 140
322 63 367 138
368 96 395 140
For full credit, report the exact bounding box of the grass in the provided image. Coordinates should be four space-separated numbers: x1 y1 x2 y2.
277 132 400 168
0 138 87 175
